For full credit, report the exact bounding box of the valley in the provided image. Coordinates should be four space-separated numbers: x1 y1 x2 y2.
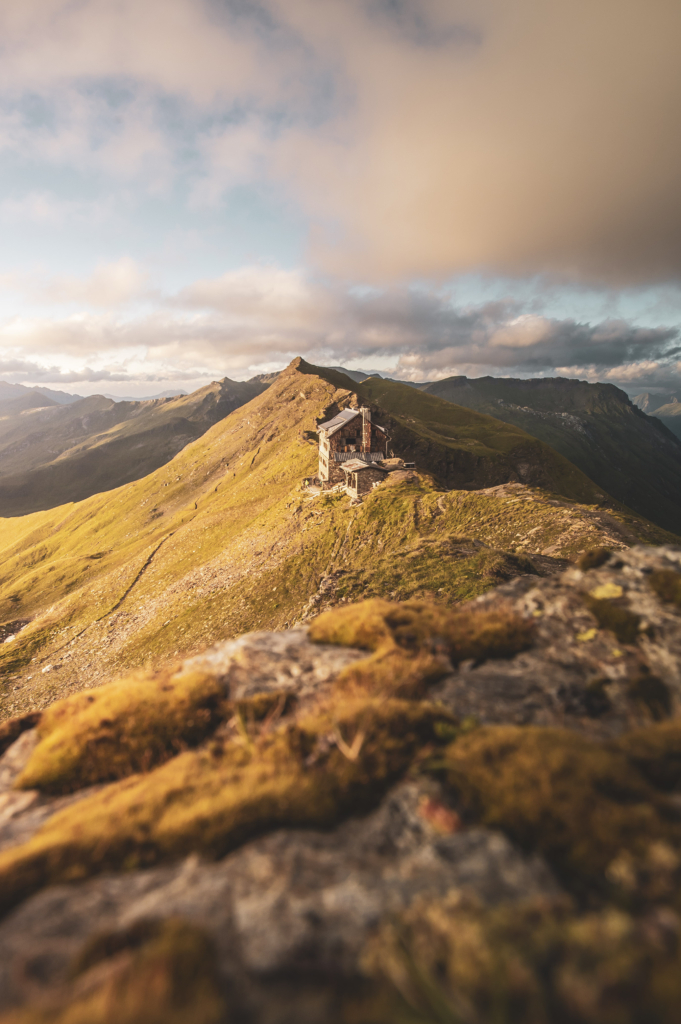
0 377 267 516
410 374 681 533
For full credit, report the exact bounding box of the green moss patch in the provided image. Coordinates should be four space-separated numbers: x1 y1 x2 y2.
649 568 681 607
440 725 679 894
16 668 227 795
0 919 225 1024
308 598 534 698
577 547 612 571
363 894 681 1024
0 697 453 916
582 595 642 645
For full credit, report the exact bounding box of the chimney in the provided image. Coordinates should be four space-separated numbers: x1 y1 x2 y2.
361 406 371 452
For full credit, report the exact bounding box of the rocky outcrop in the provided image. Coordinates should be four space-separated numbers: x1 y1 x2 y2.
1 547 681 1022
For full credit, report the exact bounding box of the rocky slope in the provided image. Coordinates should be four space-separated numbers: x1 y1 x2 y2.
1 360 674 721
0 545 681 1022
0 377 267 516
416 375 681 533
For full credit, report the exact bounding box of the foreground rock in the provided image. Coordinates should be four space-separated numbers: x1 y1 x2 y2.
0 547 680 1022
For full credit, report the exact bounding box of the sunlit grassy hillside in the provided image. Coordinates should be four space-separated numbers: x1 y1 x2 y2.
0 359 676 719
0 377 267 516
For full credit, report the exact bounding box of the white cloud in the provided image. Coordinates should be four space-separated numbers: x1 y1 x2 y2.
40 258 148 307
0 268 678 391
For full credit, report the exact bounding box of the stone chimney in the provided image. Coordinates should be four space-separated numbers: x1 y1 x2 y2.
361 406 371 452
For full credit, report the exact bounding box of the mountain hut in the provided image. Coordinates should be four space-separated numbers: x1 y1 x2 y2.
316 407 390 489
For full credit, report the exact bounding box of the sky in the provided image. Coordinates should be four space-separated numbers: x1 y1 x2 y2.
0 0 680 397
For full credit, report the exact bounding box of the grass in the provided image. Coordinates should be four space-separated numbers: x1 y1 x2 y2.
0 359 677 719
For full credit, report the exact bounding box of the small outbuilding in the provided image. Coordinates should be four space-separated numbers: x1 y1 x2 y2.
340 458 388 498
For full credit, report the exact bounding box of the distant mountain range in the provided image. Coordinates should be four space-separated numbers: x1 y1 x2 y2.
404 375 681 533
633 392 681 442
0 378 267 516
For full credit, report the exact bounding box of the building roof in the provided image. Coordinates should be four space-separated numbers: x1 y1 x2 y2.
341 459 387 473
317 408 361 436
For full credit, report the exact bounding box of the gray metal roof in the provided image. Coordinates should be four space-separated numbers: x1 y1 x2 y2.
317 408 361 436
341 459 387 473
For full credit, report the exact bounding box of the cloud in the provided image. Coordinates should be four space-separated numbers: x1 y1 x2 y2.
1 268 678 391
40 259 148 307
272 0 681 285
0 1 677 286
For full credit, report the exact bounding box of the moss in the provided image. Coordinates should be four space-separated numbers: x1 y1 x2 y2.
440 725 678 894
362 894 681 1024
16 668 226 795
0 919 225 1024
582 595 642 645
308 598 534 697
649 569 681 607
0 697 453 916
0 711 41 756
616 721 681 791
626 673 672 721
577 547 612 571
583 678 612 718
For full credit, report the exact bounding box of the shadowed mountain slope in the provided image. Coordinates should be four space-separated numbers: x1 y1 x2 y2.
312 366 609 506
0 358 675 719
414 375 681 533
649 401 681 442
0 378 267 517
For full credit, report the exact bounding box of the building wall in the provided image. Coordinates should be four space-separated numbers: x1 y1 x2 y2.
318 413 389 485
345 465 387 497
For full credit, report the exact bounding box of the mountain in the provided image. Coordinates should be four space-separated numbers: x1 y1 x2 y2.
633 391 681 413
30 386 83 405
0 358 675 721
0 377 268 517
327 366 385 382
413 375 681 533
102 389 189 402
0 382 83 409
646 400 681 442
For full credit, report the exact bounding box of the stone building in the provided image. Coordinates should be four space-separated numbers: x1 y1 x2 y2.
317 407 390 488
340 458 388 498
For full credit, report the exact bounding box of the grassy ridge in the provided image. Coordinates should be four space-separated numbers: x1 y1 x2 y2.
305 365 607 504
0 360 676 719
415 374 681 532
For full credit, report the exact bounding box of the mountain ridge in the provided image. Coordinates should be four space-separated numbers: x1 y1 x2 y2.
0 358 675 720
0 377 268 516
409 374 681 532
